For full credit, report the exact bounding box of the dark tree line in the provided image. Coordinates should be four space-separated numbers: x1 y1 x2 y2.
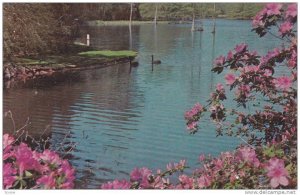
139 3 264 20
3 3 139 59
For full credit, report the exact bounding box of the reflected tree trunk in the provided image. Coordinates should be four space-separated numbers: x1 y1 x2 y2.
210 33 216 89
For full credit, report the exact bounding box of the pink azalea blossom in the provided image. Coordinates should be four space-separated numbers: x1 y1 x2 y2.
167 160 186 171
263 69 273 77
216 83 224 92
226 50 234 61
178 175 194 189
212 159 223 172
166 163 173 171
175 159 186 169
14 143 42 175
130 167 152 188
184 103 203 120
237 85 251 97
3 163 17 189
187 121 198 130
265 3 282 16
3 134 14 149
101 179 131 189
197 174 212 188
234 43 247 53
279 22 293 35
39 149 62 167
285 3 297 18
265 158 289 188
267 48 281 59
274 76 292 90
236 147 260 167
36 173 56 189
252 13 265 28
57 160 76 189
193 103 203 112
243 65 260 73
214 55 225 66
199 154 205 162
225 73 236 85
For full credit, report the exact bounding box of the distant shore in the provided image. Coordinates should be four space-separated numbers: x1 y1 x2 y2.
87 18 252 26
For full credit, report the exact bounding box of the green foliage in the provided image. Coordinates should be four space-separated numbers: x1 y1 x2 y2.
139 3 264 20
78 50 137 58
69 3 140 21
263 145 284 158
3 3 75 58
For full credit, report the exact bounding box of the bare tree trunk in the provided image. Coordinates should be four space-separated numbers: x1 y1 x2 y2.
212 3 216 33
191 13 195 31
129 3 133 26
154 4 158 25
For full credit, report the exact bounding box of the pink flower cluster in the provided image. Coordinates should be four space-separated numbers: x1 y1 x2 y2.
3 134 75 189
100 142 293 189
166 159 186 172
285 4 297 19
225 73 236 85
130 167 152 188
184 103 204 132
273 76 292 91
101 179 131 189
252 3 296 38
235 85 251 99
213 55 225 66
279 22 293 36
236 147 260 167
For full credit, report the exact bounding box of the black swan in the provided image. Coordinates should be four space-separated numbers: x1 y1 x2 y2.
151 55 161 64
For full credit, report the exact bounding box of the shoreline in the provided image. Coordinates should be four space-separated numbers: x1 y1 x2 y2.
86 18 252 26
3 45 136 87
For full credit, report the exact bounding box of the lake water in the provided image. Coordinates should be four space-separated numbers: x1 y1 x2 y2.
3 19 282 188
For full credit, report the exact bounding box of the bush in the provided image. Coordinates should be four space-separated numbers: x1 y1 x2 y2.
3 134 75 189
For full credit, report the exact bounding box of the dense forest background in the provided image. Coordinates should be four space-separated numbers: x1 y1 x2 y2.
3 3 264 59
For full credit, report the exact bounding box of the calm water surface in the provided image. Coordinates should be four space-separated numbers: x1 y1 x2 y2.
3 19 282 188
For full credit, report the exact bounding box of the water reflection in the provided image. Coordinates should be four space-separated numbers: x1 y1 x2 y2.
210 32 216 90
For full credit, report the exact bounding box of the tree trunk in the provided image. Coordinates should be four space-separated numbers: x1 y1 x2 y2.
129 3 133 26
154 4 158 25
191 13 195 31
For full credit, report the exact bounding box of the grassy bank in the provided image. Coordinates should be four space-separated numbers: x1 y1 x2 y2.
4 45 137 81
78 50 137 58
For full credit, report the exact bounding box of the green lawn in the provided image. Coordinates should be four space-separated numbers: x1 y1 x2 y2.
78 50 137 58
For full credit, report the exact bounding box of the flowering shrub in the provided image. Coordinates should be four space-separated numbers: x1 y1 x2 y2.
3 134 75 189
101 3 297 189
